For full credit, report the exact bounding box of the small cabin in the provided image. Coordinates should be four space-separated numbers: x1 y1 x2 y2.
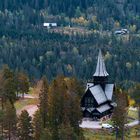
43 23 57 29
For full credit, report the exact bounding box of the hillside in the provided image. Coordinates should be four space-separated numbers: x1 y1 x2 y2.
0 0 140 87
0 0 140 31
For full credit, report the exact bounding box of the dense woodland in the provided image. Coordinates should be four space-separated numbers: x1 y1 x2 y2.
0 30 140 87
0 0 140 88
0 1 140 139
0 0 140 30
0 66 85 140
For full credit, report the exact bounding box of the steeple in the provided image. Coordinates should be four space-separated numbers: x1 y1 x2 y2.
93 49 109 77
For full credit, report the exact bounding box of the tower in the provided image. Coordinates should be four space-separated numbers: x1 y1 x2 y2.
93 49 109 89
81 49 115 120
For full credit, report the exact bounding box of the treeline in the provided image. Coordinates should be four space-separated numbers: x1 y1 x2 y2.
0 0 140 87
0 66 84 140
0 30 140 87
0 0 140 31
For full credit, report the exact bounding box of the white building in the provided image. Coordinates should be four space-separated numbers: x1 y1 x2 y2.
43 23 57 29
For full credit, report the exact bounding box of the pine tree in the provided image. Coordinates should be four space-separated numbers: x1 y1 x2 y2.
0 72 5 110
3 101 17 140
2 65 16 104
65 77 83 134
48 76 84 140
17 110 33 140
58 123 78 140
48 76 67 131
0 109 4 139
32 110 43 140
40 128 52 140
112 88 129 140
130 84 140 124
38 76 49 128
17 72 29 98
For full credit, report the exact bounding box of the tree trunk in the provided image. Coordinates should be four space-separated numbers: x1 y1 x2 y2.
8 123 11 140
115 127 118 140
1 97 4 110
22 92 24 98
121 128 125 140
16 91 19 99
1 122 3 139
138 106 140 125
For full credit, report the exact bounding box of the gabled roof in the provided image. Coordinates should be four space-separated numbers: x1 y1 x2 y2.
89 85 107 104
105 84 114 100
93 49 109 77
96 104 111 113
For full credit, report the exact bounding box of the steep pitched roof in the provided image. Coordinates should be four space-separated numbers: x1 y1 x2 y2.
93 49 109 77
89 85 107 104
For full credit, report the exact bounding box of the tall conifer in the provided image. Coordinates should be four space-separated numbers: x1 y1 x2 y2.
17 110 33 140
38 76 49 128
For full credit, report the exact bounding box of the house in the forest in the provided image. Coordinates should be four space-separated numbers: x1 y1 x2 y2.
43 22 57 29
81 50 116 120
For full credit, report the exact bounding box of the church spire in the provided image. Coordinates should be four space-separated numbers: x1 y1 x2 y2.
93 49 109 77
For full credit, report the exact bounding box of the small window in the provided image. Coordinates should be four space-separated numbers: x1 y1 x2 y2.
85 97 94 107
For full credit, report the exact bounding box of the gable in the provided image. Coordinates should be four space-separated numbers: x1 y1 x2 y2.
81 89 98 107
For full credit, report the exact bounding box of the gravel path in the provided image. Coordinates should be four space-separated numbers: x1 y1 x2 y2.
80 118 139 129
80 119 101 129
17 105 38 117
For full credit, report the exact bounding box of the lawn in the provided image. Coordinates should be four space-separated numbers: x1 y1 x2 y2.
14 97 38 110
84 129 114 140
128 109 138 120
15 87 39 110
83 125 140 140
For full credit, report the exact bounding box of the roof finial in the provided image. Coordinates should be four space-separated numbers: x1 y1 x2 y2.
93 49 109 77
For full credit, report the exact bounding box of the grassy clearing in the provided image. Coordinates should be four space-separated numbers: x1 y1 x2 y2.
15 98 38 110
84 129 114 140
128 109 138 120
83 125 140 140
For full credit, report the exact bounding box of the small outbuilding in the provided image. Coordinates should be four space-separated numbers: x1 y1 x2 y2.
43 23 57 29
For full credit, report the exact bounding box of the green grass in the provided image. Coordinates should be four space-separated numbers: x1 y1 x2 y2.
14 98 38 110
83 125 140 140
128 109 138 120
84 129 114 140
83 108 139 140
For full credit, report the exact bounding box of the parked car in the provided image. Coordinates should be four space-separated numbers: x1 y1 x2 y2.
101 123 114 129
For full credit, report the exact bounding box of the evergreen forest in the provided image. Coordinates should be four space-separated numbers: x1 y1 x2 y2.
0 0 140 139
0 0 140 87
